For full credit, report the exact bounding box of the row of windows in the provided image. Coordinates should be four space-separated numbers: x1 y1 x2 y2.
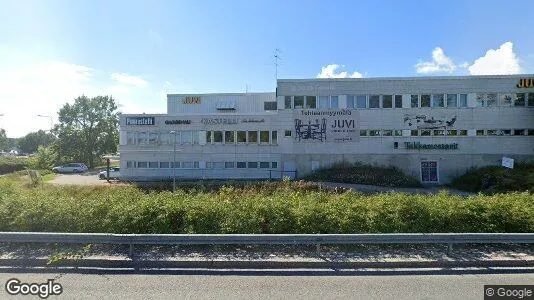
475 129 534 136
127 131 201 145
358 129 534 136
283 93 534 109
125 161 278 169
206 131 277 144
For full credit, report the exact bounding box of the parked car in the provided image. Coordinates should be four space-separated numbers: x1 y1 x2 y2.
98 167 120 180
52 163 89 173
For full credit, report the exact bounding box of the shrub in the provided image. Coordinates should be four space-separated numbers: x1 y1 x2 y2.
0 156 28 175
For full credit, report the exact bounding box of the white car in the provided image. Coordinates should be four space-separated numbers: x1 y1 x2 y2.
99 167 120 180
52 163 88 173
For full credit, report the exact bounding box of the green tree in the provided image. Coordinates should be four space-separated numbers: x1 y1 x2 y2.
0 129 7 151
56 95 119 168
17 130 55 154
28 146 57 169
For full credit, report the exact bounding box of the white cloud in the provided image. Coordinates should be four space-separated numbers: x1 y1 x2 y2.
110 72 148 87
317 64 363 78
415 47 456 74
467 42 521 75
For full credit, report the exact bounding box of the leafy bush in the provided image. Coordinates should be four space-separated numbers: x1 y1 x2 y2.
0 177 533 234
0 156 28 175
27 146 56 170
302 162 422 187
451 162 534 194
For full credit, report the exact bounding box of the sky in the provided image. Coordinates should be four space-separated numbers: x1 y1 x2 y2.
0 0 533 138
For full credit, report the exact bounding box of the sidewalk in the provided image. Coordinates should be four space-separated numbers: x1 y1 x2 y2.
312 182 475 196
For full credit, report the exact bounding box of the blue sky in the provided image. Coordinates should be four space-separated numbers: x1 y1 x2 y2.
1 0 533 137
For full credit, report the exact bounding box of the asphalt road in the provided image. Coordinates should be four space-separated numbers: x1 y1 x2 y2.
1 271 533 299
49 172 115 186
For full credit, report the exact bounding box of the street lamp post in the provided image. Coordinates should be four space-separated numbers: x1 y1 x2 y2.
37 114 59 161
170 131 177 192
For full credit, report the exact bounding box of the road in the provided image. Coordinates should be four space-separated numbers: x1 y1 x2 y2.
1 271 533 299
49 172 116 186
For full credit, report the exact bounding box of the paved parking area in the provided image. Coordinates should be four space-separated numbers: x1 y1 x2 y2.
49 171 116 186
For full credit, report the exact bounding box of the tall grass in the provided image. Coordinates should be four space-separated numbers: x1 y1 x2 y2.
0 177 532 233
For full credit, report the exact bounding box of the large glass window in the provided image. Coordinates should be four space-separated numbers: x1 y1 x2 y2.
225 162 235 168
127 132 136 144
284 96 292 109
247 162 258 168
411 130 419 136
529 93 534 106
271 131 278 144
499 94 512 106
126 161 134 168
182 162 193 168
305 96 316 109
411 95 419 108
394 95 402 108
459 94 468 107
192 131 199 144
260 162 270 168
149 161 158 168
137 161 148 168
236 162 246 168
369 95 380 108
206 131 212 143
421 130 431 136
294 96 304 108
248 131 258 144
330 96 339 108
346 95 355 108
446 94 457 107
421 95 431 107
515 93 526 106
213 162 224 169
382 95 393 108
360 130 367 136
369 130 380 136
225 131 235 143
237 131 247 143
149 132 158 144
486 93 497 107
356 95 367 108
318 96 329 109
137 132 147 144
260 131 269 143
159 162 170 168
160 133 170 145
182 131 192 144
213 131 223 143
431 94 444 107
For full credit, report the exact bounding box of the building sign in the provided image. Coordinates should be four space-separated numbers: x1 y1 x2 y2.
164 120 191 125
404 142 458 150
125 117 155 125
517 78 534 88
502 157 514 169
182 96 201 104
293 109 359 142
242 118 265 123
404 114 457 130
201 117 238 125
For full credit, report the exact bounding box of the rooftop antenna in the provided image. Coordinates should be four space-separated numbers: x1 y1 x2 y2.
274 49 281 82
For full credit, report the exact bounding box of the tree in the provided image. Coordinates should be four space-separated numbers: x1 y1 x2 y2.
0 129 6 151
56 95 119 168
17 130 55 154
28 146 57 170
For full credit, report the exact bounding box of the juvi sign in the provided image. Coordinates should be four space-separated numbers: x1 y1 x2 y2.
293 109 359 142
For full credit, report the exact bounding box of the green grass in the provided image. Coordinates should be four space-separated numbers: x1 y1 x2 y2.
302 162 422 188
0 176 533 234
451 162 534 194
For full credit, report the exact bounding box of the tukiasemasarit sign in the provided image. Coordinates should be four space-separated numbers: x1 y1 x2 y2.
404 141 458 150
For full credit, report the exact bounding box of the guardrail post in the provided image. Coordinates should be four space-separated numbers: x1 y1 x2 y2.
129 244 135 259
448 243 453 255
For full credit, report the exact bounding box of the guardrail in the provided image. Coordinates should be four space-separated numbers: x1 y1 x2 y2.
1 232 534 256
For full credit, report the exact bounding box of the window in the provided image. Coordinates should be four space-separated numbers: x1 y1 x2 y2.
225 162 235 168
213 162 224 169
394 95 402 108
501 129 511 136
382 130 393 136
264 101 277 110
271 162 278 169
513 129 525 136
294 96 304 108
411 95 419 108
476 130 485 136
148 162 157 168
346 95 355 108
127 132 136 144
433 130 445 136
394 130 402 136
126 161 134 168
225 131 235 144
447 130 457 136
181 162 193 168
459 94 468 107
149 132 158 144
421 130 431 136
260 162 270 168
359 130 367 136
284 130 292 137
318 96 329 109
237 131 247 143
459 130 467 136
137 161 148 168
486 130 498 136
421 95 431 107
369 130 380 136
431 94 444 107
487 93 497 107
356 95 367 108
138 132 147 144
285 96 292 109
247 162 258 168
248 131 258 144
515 93 526 106
529 93 534 107
500 93 512 106
182 131 192 144
159 162 170 168
528 129 534 136
305 96 316 109
446 94 457 107
369 95 380 108
213 131 223 143
411 130 419 136
271 131 278 144
476 93 485 107
194 161 199 168
160 133 170 145
237 162 246 168
382 95 393 108
330 96 338 108
260 131 269 143
206 131 212 143
191 131 199 145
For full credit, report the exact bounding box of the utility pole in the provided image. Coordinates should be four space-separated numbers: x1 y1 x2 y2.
274 49 281 82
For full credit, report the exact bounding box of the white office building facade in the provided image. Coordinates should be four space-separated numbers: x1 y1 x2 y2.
119 75 534 184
